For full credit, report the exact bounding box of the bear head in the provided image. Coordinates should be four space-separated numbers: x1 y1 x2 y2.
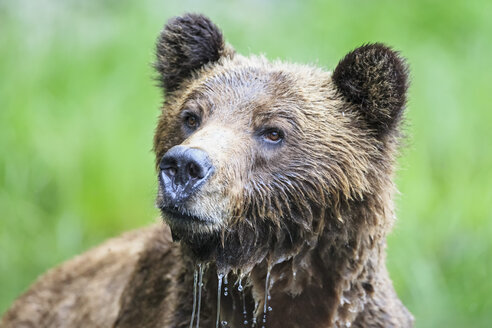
153 14 409 274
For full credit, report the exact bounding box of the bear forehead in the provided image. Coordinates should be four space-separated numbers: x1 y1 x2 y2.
174 56 337 119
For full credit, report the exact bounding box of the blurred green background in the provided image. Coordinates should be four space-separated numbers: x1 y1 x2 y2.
1 0 491 326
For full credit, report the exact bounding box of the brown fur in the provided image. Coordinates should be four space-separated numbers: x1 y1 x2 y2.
1 14 413 328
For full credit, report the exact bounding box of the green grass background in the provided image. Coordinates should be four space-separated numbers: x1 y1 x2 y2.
1 0 491 326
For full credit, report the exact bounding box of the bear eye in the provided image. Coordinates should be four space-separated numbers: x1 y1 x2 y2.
186 116 197 127
183 113 200 130
262 128 284 144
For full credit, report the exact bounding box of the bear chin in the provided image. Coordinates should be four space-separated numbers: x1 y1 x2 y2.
160 207 221 235
163 208 273 270
164 222 243 268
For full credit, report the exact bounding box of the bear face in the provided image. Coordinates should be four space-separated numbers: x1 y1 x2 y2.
153 14 408 273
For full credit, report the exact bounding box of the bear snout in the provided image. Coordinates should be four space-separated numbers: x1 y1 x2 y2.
159 145 214 205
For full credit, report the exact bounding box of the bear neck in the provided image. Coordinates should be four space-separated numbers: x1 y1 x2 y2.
243 202 391 327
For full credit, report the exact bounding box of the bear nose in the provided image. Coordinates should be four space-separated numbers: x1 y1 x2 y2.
159 146 213 203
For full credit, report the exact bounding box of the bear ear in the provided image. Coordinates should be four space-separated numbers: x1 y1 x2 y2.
155 14 230 93
332 43 409 136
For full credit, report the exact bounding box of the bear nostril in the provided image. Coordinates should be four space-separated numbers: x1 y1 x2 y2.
188 162 202 179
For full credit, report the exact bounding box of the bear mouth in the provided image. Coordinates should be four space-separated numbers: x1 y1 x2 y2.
160 206 216 229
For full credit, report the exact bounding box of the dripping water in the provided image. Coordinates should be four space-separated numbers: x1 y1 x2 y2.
216 273 224 328
237 278 248 326
231 281 237 313
239 278 248 326
237 278 244 292
261 269 271 328
251 298 259 328
189 268 198 328
224 274 228 296
195 264 204 328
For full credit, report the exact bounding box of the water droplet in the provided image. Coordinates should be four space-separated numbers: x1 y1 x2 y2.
224 286 228 296
238 278 244 292
243 320 248 325
340 296 351 306
221 320 228 327
268 306 272 312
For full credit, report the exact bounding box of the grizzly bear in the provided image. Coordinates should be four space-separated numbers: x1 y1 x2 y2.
1 14 413 328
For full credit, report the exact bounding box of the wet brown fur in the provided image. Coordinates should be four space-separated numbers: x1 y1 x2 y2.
1 14 413 328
